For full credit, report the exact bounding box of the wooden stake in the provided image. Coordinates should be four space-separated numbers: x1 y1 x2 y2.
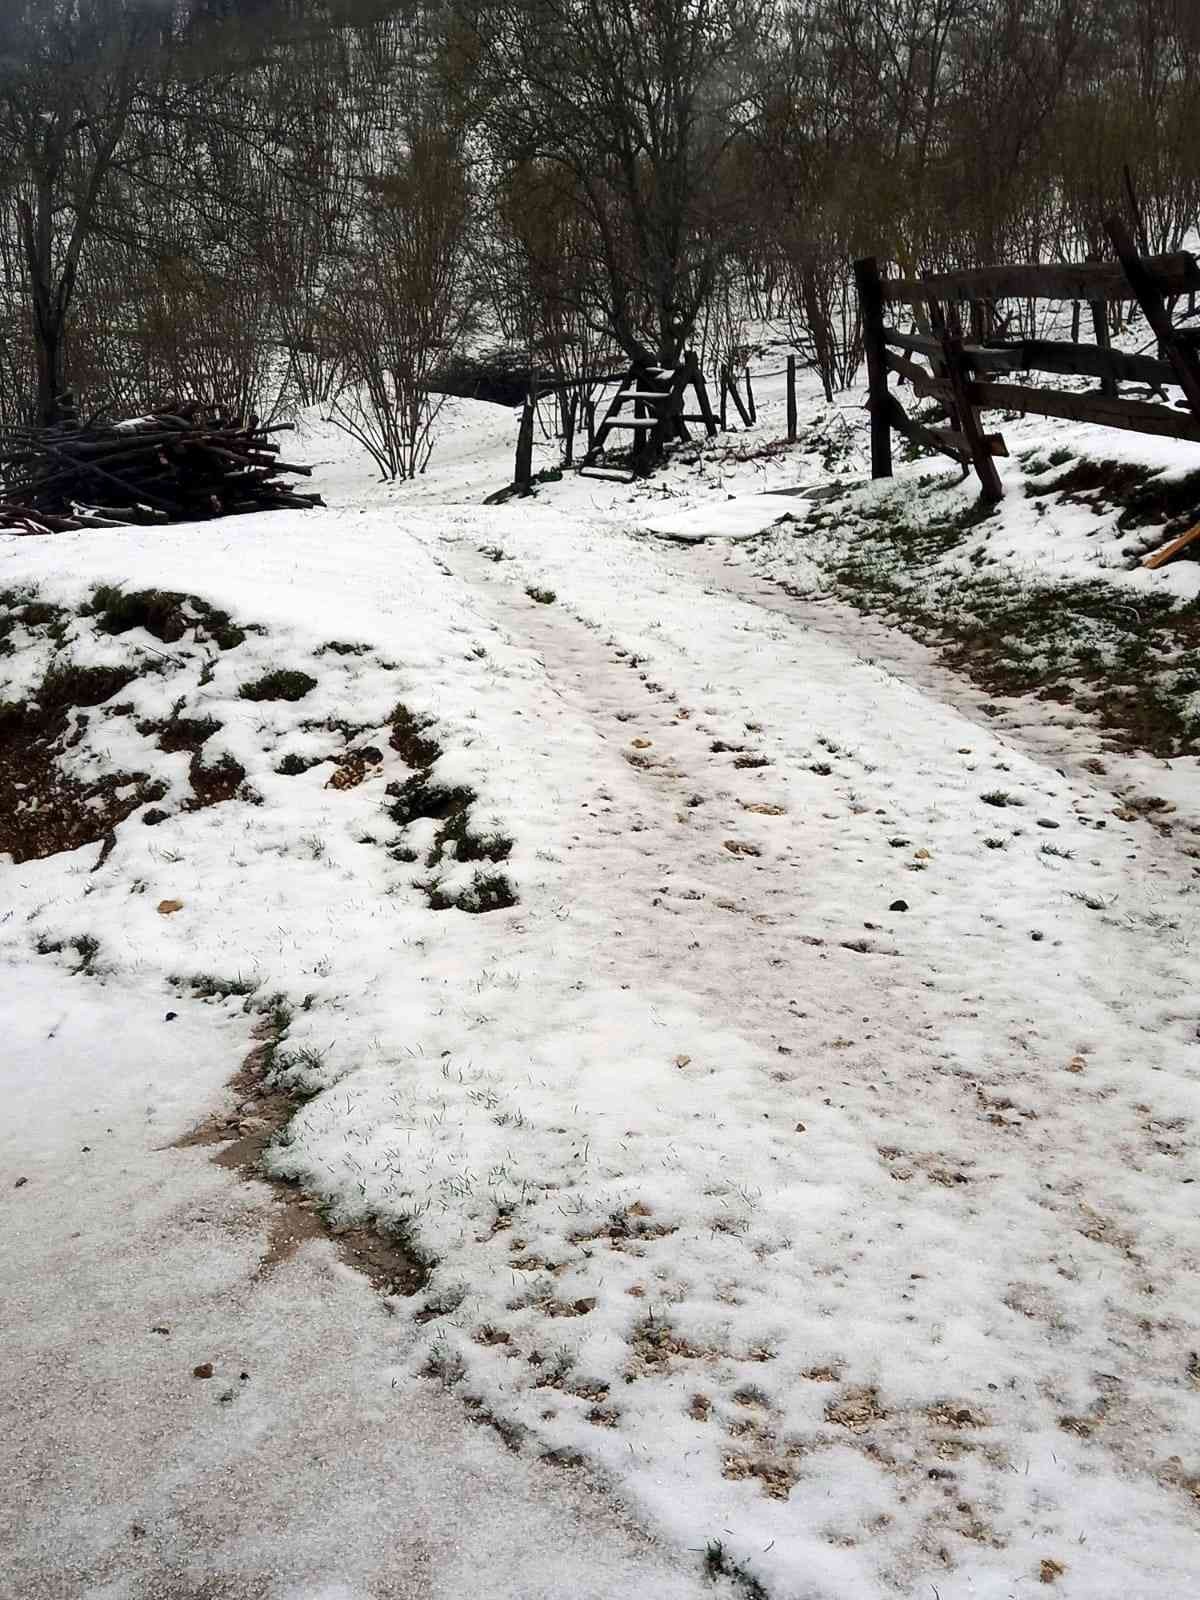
853 256 893 480
685 351 719 436
786 354 797 442
1088 257 1120 403
514 392 534 491
721 364 752 426
1142 520 1200 570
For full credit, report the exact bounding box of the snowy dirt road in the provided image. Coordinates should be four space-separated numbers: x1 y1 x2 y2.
0 967 712 1600
2 501 1199 1600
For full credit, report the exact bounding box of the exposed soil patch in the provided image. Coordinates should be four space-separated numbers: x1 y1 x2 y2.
140 714 222 754
187 750 248 809
0 586 269 860
0 647 161 862
176 1008 429 1296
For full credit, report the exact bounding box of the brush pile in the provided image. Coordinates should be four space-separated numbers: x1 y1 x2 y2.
0 402 323 535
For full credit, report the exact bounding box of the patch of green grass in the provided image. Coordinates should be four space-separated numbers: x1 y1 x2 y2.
807 482 1200 759
36 933 101 974
388 775 475 828
178 972 260 1000
703 1540 769 1599
37 661 138 712
318 640 371 657
275 752 321 776
427 868 517 914
239 669 317 703
87 585 247 650
0 589 67 656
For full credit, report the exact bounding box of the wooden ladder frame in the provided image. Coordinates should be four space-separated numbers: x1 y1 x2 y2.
582 350 717 471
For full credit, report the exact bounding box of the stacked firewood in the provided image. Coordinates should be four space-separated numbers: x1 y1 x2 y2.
0 402 323 535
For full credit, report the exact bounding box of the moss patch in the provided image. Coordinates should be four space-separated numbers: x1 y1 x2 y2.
239 669 318 703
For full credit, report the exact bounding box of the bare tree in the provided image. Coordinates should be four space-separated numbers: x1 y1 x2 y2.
462 0 773 369
0 2 182 421
327 114 475 479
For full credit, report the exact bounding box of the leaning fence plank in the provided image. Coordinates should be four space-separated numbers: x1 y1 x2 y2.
1105 214 1200 418
886 394 970 463
943 335 1004 501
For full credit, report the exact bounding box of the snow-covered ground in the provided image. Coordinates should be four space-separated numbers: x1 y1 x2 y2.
3 354 1200 1600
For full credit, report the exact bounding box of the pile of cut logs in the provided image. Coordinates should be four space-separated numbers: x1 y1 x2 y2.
0 402 322 535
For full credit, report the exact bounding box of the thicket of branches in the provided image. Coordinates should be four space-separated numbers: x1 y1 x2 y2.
0 0 1195 475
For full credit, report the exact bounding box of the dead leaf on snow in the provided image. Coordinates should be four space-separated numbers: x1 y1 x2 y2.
631 737 653 749
825 1385 887 1430
723 839 761 858
1039 1559 1066 1584
741 802 786 816
157 899 184 915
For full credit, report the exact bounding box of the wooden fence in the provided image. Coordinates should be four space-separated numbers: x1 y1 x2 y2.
854 215 1200 503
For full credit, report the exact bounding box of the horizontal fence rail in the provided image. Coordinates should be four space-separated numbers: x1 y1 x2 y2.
884 251 1200 307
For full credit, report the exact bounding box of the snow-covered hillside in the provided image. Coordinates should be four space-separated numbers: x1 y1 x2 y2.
3 372 1199 1600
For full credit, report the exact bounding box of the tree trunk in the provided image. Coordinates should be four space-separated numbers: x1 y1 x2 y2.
34 318 69 426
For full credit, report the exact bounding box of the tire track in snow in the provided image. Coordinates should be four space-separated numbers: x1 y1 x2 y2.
407 511 1200 1597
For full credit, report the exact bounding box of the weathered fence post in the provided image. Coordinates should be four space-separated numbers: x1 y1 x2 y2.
853 256 893 481
514 390 535 492
1085 253 1118 399
561 389 576 466
786 354 797 442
